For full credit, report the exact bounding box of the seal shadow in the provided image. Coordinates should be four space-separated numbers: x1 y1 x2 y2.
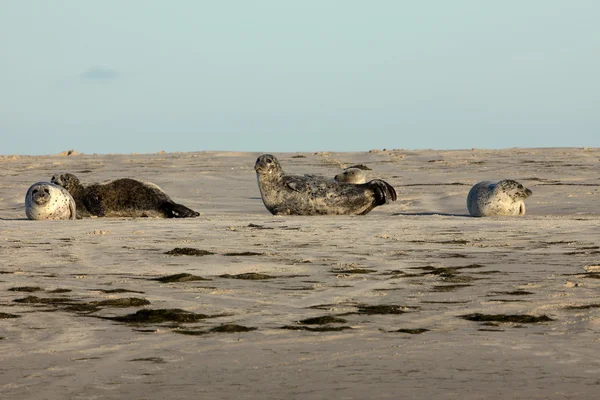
393 212 471 218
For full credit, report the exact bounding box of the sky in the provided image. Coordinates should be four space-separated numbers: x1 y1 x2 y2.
1 1 599 155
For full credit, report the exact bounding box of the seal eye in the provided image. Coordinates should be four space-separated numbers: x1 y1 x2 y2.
266 158 273 164
32 189 38 195
44 189 50 194
518 184 523 189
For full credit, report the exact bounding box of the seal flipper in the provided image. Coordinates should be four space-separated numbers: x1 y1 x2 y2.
163 202 200 218
367 180 397 205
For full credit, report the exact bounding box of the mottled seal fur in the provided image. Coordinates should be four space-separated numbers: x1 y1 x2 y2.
334 168 367 184
467 180 532 217
254 154 397 215
50 173 200 218
25 182 77 220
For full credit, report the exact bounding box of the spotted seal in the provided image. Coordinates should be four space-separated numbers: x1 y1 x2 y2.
25 182 77 220
254 154 397 215
467 180 532 217
50 173 200 218
334 168 368 184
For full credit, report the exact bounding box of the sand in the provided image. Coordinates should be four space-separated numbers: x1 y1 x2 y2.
1 148 599 399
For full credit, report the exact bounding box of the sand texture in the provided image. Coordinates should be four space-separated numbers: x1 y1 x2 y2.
1 148 599 399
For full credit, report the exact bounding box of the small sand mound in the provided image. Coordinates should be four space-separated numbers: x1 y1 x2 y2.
57 150 81 156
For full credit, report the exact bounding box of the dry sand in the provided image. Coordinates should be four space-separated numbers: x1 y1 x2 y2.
1 148 599 399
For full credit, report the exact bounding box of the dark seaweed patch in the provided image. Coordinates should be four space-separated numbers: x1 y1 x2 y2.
0 312 20 319
165 248 214 256
355 305 413 315
223 252 263 256
299 316 347 325
13 296 73 305
174 329 206 336
331 268 376 274
152 273 210 283
389 328 429 334
209 324 257 333
247 223 274 230
281 325 352 332
219 273 275 280
95 298 150 307
129 357 166 364
564 304 600 310
48 289 72 293
459 313 553 323
291 155 306 158
106 309 210 324
95 289 145 294
346 164 371 171
431 284 472 292
8 287 42 292
488 290 533 296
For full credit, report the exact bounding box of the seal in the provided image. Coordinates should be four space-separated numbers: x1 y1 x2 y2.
50 173 200 218
254 154 397 215
334 168 367 184
25 182 77 220
467 180 532 217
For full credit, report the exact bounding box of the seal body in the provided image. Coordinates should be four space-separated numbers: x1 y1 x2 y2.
334 168 367 184
25 182 77 220
254 154 397 215
467 180 532 217
51 173 200 218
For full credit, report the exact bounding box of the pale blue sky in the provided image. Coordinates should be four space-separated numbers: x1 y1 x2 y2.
1 1 599 155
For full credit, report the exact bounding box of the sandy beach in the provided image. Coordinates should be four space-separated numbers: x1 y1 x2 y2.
1 148 599 399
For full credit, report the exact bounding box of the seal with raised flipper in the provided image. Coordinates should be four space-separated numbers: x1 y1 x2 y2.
254 154 396 215
467 180 532 217
50 173 200 218
25 182 78 220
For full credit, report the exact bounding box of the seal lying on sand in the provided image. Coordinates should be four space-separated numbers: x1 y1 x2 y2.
334 168 368 184
25 182 77 220
51 173 200 218
254 154 396 215
467 180 532 217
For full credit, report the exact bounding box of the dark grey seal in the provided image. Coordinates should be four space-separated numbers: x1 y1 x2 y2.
467 179 532 217
25 182 78 220
254 154 397 215
50 173 200 218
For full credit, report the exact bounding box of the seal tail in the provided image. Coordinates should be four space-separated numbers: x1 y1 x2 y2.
367 179 397 205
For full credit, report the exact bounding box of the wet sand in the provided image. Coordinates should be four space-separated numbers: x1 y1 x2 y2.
1 148 599 399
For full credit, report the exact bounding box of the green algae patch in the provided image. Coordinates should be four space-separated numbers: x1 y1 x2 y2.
460 313 553 324
152 273 210 283
165 248 214 256
8 287 42 292
219 273 275 280
299 316 347 325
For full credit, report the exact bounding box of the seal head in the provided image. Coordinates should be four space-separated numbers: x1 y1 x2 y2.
467 179 532 217
25 182 77 220
334 168 367 184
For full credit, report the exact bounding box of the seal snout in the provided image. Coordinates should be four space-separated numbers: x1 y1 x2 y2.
524 188 533 198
